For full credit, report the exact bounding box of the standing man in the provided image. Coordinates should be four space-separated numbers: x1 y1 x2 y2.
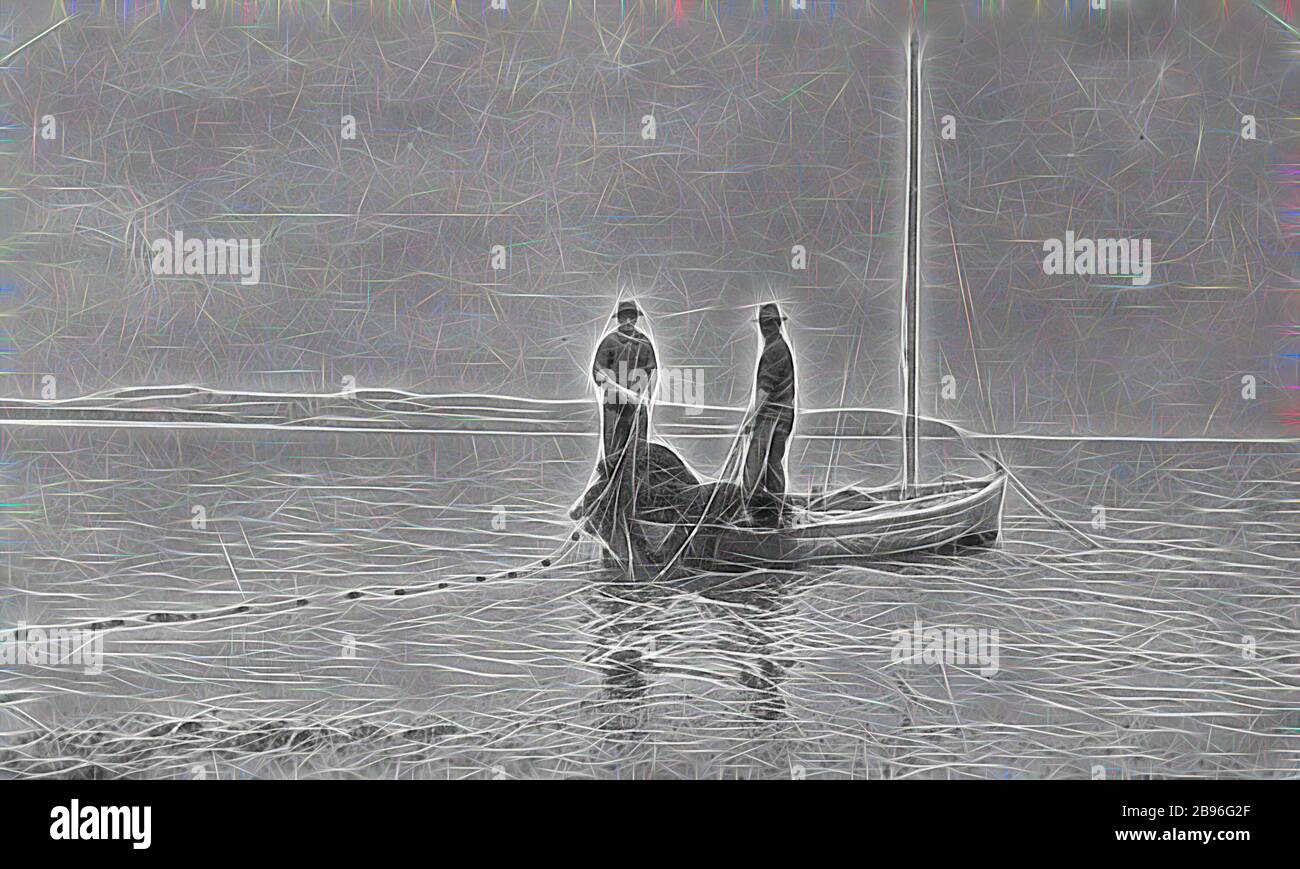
742 303 796 526
591 300 658 536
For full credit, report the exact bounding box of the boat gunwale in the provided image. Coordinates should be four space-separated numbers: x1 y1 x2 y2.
632 470 1006 536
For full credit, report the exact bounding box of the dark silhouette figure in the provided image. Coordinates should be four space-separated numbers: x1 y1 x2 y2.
742 303 795 526
592 300 658 472
591 300 658 564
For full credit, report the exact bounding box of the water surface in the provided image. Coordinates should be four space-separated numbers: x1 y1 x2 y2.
0 422 1295 779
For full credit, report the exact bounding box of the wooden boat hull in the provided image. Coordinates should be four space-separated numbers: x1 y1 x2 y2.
630 471 1006 572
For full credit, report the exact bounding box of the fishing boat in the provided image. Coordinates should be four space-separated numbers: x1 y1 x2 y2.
635 471 1004 571
578 32 1006 573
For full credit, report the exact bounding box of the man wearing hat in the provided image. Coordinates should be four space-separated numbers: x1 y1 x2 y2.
591 299 658 517
741 303 796 526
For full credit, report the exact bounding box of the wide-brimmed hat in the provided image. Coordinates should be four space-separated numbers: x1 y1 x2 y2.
755 302 788 324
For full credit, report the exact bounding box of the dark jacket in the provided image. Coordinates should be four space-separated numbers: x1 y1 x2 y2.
592 328 658 406
756 335 795 415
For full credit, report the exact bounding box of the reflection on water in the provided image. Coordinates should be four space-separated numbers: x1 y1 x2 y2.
584 570 804 736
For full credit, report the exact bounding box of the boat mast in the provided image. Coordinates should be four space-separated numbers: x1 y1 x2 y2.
900 29 921 497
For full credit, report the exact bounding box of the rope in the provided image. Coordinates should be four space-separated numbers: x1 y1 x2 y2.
985 452 1104 550
5 525 589 643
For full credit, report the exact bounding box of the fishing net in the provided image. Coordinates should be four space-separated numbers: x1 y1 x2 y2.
570 409 791 576
572 441 740 525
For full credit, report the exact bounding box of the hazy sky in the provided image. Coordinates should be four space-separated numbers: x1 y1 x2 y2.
1 0 1293 437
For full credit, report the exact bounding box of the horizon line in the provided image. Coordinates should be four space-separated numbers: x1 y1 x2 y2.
0 384 1292 444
